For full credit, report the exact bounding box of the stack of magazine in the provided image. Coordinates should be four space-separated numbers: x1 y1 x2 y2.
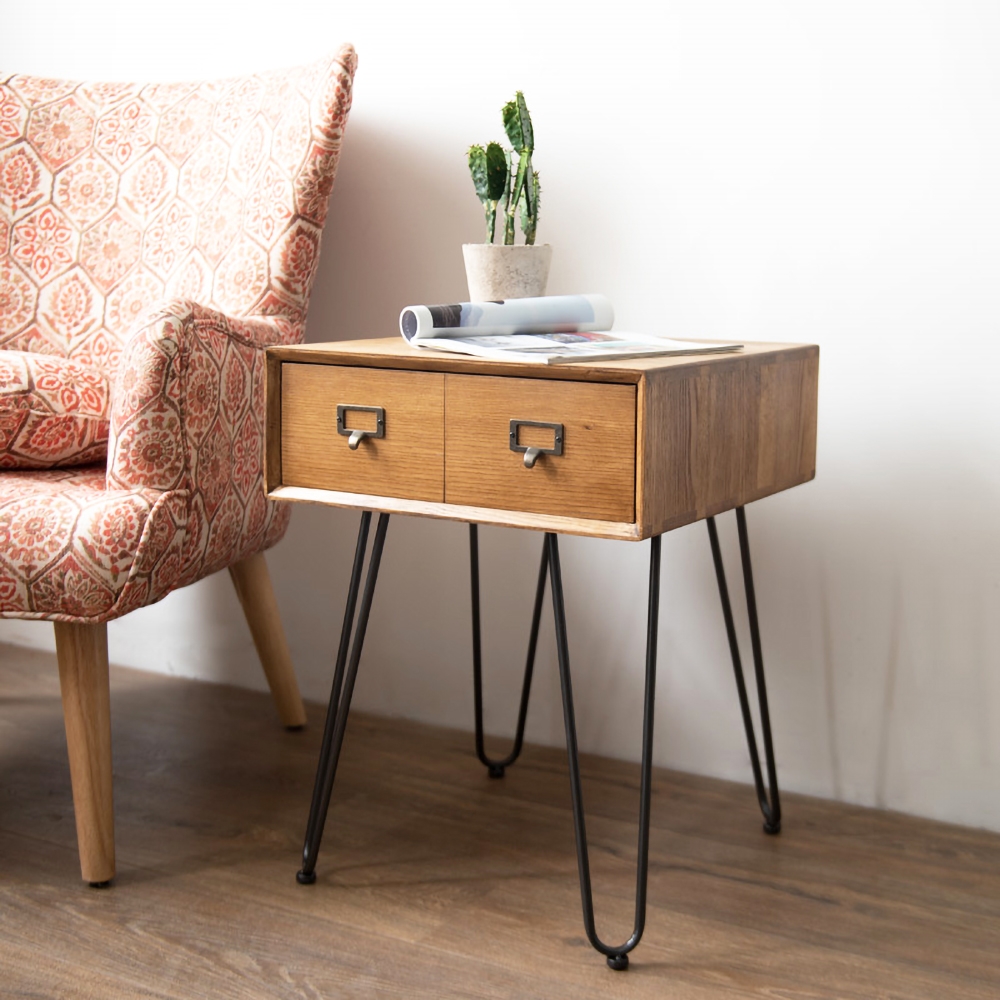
398 294 741 364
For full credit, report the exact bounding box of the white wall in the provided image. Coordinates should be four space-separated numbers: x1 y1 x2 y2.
4 1 998 831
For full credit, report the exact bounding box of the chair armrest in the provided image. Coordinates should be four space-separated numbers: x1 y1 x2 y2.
107 299 296 579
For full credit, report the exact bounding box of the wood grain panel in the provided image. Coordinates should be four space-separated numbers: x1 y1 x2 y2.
639 346 818 536
280 364 445 501
639 359 745 534
268 484 642 540
445 374 636 521
264 351 283 494
269 337 816 383
747 349 819 501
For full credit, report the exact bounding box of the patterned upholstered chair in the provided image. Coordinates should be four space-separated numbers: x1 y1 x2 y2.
0 46 357 884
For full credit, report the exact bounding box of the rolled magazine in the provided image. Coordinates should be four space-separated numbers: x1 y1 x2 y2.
400 294 614 341
398 294 741 365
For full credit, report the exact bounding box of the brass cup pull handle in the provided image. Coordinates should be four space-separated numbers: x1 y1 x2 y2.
337 404 385 450
509 419 564 469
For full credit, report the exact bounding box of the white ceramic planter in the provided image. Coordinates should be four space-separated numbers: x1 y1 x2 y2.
462 243 553 301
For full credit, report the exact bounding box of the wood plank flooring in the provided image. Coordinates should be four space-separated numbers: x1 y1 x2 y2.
1 642 998 999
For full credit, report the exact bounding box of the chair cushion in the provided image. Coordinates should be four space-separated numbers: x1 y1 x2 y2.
0 351 109 468
0 461 291 621
0 465 183 619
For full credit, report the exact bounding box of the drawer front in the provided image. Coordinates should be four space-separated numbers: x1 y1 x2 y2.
445 374 636 521
281 364 444 501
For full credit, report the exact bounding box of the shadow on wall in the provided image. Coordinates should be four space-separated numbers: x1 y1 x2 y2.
106 117 484 687
306 117 477 342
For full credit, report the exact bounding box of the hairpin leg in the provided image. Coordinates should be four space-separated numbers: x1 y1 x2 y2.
297 511 390 884
547 531 661 971
469 524 548 778
706 507 781 834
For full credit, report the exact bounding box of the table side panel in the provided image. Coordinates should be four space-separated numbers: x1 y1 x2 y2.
444 374 636 522
639 346 818 534
745 350 819 502
265 351 283 494
279 364 445 501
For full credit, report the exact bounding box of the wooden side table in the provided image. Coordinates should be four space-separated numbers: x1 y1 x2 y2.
265 337 819 970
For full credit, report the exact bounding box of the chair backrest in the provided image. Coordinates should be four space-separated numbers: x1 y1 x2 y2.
0 46 357 378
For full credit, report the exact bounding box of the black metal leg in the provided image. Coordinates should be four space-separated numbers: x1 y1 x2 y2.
297 511 390 884
547 531 661 971
470 524 548 778
706 507 781 834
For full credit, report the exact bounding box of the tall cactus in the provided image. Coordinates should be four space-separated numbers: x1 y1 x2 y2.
467 141 509 243
502 92 534 246
468 92 540 245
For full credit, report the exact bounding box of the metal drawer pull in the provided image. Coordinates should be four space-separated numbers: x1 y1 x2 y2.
509 419 564 469
337 404 385 450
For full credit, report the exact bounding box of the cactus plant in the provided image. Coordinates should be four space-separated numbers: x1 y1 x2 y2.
468 92 539 245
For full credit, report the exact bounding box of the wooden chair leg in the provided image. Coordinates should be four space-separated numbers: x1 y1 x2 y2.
53 621 115 885
229 552 308 729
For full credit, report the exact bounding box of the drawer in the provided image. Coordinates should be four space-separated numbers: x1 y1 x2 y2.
444 374 636 521
280 364 444 501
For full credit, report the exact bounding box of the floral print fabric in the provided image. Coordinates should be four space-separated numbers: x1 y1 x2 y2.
0 465 182 619
0 47 356 620
0 47 356 372
0 351 109 468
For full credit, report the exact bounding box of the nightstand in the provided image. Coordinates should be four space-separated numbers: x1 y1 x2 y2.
266 337 819 970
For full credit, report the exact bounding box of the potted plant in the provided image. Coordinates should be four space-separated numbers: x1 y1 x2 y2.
463 92 551 300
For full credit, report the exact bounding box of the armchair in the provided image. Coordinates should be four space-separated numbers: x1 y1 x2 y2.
0 46 358 883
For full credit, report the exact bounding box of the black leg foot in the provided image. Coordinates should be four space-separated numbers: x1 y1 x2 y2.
547 532 661 969
88 879 112 889
470 524 547 776
296 869 317 885
707 507 782 834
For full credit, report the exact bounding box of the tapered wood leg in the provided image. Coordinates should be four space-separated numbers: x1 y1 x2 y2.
229 552 307 729
53 621 115 885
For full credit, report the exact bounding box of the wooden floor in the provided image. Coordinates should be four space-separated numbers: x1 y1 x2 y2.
2 643 998 999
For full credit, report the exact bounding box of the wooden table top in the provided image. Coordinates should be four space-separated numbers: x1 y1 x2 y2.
269 337 818 384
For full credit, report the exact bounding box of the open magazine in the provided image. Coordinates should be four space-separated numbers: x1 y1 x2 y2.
398 294 741 364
